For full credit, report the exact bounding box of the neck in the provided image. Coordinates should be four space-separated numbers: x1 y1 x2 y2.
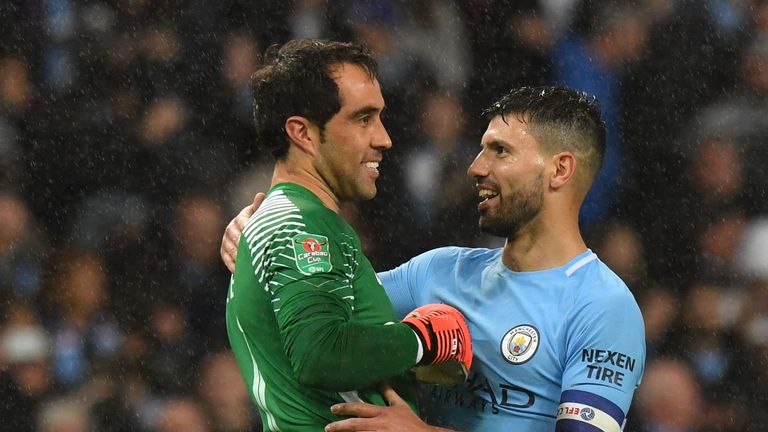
272 160 341 213
501 205 587 272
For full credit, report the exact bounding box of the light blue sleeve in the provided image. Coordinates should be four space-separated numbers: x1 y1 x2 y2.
377 249 441 319
558 282 646 431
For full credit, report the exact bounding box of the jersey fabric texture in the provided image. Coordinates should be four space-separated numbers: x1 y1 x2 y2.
381 247 645 432
226 183 418 431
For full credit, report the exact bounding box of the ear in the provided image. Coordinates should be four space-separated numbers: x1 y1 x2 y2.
550 151 577 189
285 116 319 156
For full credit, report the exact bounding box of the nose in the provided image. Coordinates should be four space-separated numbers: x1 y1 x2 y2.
373 119 392 150
467 149 488 179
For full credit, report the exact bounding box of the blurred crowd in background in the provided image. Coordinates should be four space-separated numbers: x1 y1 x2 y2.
2 0 768 430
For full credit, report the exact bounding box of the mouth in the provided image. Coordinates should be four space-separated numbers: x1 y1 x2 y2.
363 161 380 177
476 185 499 210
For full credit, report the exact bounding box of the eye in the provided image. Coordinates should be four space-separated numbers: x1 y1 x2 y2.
489 142 508 156
359 115 372 126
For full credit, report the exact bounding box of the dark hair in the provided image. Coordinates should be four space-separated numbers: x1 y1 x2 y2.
483 86 606 184
251 39 378 160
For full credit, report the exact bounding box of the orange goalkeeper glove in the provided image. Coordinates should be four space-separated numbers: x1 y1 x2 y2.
401 304 473 377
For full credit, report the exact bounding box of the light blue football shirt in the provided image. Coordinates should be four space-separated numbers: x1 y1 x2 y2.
380 247 645 432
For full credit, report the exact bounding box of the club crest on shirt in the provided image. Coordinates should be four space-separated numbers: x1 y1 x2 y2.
292 233 332 275
501 324 539 364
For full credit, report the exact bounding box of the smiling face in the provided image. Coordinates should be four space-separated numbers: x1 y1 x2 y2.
467 115 547 238
314 63 392 202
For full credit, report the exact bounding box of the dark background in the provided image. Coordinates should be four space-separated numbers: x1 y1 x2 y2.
2 0 768 430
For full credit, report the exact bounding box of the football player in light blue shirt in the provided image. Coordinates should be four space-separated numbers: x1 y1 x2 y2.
324 86 645 432
379 246 643 431
222 86 645 432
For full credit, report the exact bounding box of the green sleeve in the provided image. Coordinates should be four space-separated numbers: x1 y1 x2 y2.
276 279 418 390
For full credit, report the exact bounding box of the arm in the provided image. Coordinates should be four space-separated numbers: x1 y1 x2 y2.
274 281 418 390
236 227 469 391
227 195 469 389
235 221 418 390
275 280 472 390
325 384 458 432
378 248 442 319
557 288 646 431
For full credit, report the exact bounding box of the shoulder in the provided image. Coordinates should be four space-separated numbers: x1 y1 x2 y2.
242 189 306 238
406 246 500 269
568 256 642 320
246 186 346 235
571 255 635 299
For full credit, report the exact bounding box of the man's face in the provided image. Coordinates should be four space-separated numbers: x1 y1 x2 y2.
467 115 546 238
315 63 391 202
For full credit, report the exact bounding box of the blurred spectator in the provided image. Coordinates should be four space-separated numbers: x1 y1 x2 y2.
0 55 35 119
734 277 768 429
143 302 200 395
398 1 471 94
0 192 45 299
678 283 755 431
210 29 261 169
198 351 260 431
229 161 273 217
37 398 91 432
134 95 234 203
467 0 555 125
396 91 477 256
87 340 159 432
155 398 211 432
41 0 81 93
66 191 156 329
289 0 330 39
689 35 768 213
220 31 261 126
552 1 652 226
737 278 768 346
737 217 768 279
167 194 229 346
343 0 414 90
591 220 647 289
616 1 747 286
40 250 122 389
636 286 679 361
0 299 53 432
643 135 748 287
696 208 748 283
632 358 702 432
0 54 36 189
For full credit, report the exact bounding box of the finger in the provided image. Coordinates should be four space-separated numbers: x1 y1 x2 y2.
252 192 266 210
330 402 381 418
221 232 232 268
325 417 375 432
234 213 249 230
222 253 235 273
227 223 242 243
379 383 405 407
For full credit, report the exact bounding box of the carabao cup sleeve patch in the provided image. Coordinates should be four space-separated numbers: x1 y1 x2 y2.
292 233 333 275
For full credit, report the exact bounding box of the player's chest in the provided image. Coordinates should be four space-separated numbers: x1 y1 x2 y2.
438 281 569 389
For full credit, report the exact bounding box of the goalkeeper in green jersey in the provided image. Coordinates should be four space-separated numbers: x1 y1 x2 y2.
225 39 472 432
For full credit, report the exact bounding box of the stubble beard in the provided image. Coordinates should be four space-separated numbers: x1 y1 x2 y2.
478 172 544 239
319 134 377 203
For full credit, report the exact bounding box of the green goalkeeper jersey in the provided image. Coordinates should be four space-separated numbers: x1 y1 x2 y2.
226 183 419 431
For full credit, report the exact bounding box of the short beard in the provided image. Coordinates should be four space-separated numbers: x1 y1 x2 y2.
479 172 544 239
